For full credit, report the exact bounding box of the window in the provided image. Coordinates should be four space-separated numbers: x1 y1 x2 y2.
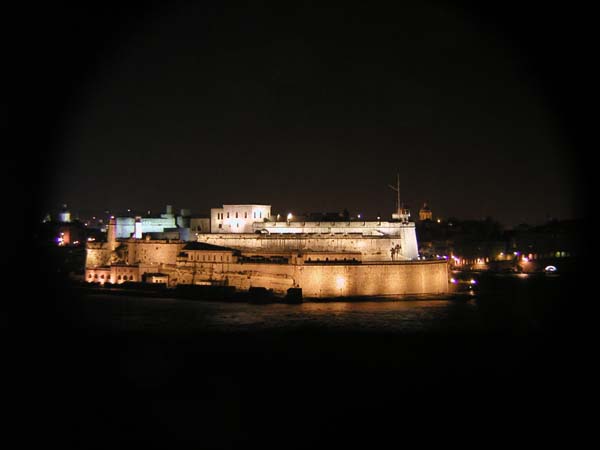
244 212 247 218
259 211 262 218
253 212 256 218
236 212 238 218
227 212 230 218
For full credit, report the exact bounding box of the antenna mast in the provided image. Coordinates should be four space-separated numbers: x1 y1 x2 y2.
388 172 409 222
388 172 401 217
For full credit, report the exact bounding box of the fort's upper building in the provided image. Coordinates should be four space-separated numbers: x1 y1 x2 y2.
210 204 272 233
202 204 419 259
208 204 416 236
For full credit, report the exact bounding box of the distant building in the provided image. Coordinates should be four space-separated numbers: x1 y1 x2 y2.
115 205 194 240
58 204 71 223
419 203 432 222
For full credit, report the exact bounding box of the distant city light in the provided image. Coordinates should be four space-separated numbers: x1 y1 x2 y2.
287 213 293 221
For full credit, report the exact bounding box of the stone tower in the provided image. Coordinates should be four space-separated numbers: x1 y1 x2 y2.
107 216 117 251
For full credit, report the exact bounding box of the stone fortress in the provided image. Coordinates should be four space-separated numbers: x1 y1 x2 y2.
86 201 449 298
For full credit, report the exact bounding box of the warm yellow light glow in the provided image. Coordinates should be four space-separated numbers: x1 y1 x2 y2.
335 276 346 290
287 213 293 221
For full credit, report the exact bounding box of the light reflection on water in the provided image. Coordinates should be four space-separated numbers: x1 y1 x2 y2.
80 294 483 334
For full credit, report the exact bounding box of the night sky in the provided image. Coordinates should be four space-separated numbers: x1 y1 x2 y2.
26 1 588 228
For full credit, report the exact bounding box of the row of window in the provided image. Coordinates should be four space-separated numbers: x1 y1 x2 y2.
216 211 263 220
88 273 135 281
189 254 231 262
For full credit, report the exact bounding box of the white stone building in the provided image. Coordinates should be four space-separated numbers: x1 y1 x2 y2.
210 204 272 233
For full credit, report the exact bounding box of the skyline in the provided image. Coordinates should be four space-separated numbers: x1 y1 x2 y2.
27 2 588 229
44 197 579 229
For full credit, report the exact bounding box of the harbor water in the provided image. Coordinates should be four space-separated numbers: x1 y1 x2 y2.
21 271 589 447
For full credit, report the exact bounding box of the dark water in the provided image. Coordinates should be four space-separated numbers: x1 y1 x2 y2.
19 272 589 448
74 294 484 334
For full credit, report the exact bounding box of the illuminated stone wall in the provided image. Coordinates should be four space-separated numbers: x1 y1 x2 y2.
172 260 295 292
86 239 184 269
86 238 447 297
85 242 111 267
123 239 186 266
197 233 418 261
254 220 415 236
295 260 448 297
171 259 448 297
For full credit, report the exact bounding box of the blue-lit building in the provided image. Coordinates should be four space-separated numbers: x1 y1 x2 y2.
115 205 193 240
